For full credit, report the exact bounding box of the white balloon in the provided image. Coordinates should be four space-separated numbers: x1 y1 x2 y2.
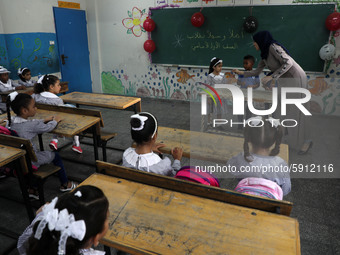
319 44 336 60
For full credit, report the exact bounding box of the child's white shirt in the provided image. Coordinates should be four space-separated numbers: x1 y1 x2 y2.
206 72 227 87
122 147 180 176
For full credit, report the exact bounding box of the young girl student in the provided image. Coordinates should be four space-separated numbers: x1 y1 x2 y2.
6 92 77 194
122 112 183 176
18 67 36 87
17 185 109 255
227 116 291 200
0 66 26 113
205 57 228 124
32 74 82 153
206 57 227 87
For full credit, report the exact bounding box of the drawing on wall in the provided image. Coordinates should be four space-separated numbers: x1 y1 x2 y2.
4 33 59 77
122 7 148 37
11 38 24 71
102 72 125 94
0 36 8 67
308 77 329 95
176 69 195 84
172 34 185 48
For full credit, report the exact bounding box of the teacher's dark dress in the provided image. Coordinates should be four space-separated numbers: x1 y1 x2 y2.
243 43 311 150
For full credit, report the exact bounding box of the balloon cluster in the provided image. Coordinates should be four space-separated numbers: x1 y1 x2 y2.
143 18 156 53
319 11 340 61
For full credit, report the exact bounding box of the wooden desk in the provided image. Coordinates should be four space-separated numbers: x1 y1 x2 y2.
81 173 300 255
0 145 34 221
0 109 101 160
0 82 69 102
156 126 289 163
61 92 142 113
34 109 101 160
33 109 100 137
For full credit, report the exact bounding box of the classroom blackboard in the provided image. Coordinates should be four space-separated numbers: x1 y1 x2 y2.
151 4 334 72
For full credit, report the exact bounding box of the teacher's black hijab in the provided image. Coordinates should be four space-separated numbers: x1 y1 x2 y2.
253 31 290 59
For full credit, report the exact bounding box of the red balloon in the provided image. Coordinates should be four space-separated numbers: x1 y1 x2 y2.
144 40 156 53
325 12 340 31
191 12 205 27
143 18 156 32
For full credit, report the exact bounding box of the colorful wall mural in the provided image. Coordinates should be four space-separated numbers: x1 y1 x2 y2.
1 32 60 79
101 3 340 116
0 34 9 68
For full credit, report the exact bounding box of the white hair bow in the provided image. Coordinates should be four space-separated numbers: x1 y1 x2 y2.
8 91 18 102
57 209 86 255
34 197 59 239
131 114 148 131
17 67 27 75
37 75 45 84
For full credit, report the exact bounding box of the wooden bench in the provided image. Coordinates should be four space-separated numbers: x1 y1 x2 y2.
36 104 117 161
96 160 293 216
0 134 61 205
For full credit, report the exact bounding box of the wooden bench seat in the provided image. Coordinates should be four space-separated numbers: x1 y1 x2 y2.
96 160 293 216
0 134 61 205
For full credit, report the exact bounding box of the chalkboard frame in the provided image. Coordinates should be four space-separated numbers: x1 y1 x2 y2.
151 4 334 72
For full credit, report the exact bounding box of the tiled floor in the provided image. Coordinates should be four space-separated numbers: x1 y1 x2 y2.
1 97 339 255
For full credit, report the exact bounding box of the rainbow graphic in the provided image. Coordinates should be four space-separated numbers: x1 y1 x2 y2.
199 82 223 106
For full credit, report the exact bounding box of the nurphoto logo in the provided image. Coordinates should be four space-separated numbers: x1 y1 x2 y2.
201 84 312 128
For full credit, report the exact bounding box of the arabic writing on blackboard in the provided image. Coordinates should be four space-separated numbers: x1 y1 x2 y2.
187 29 244 51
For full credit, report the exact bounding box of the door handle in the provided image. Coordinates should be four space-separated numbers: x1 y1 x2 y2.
61 54 68 65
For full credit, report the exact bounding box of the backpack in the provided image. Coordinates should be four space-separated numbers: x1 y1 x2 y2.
175 166 220 187
235 177 283 200
0 126 18 136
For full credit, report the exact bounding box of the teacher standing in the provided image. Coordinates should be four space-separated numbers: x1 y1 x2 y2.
233 31 312 154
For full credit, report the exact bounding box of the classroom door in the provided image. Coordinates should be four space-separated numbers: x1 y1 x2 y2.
53 7 92 93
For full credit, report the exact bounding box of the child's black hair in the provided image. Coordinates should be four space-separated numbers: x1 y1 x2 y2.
34 75 59 94
130 112 158 145
18 68 31 82
6 93 33 127
209 57 222 74
27 185 109 255
243 55 255 63
243 117 284 162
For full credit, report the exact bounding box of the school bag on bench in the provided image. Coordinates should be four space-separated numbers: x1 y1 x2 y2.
235 177 283 200
175 166 220 187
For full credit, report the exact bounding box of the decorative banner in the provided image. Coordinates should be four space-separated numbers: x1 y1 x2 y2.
202 0 216 5
155 0 168 6
217 0 234 6
184 0 202 7
58 1 80 9
169 0 185 6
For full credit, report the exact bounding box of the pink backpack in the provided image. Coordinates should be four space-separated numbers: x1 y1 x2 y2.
235 177 283 200
175 166 220 187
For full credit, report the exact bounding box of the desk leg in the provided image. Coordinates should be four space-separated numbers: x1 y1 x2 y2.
16 157 34 221
135 101 141 113
92 126 99 161
38 134 44 151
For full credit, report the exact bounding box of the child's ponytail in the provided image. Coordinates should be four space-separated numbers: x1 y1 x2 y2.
6 95 12 127
33 74 59 94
